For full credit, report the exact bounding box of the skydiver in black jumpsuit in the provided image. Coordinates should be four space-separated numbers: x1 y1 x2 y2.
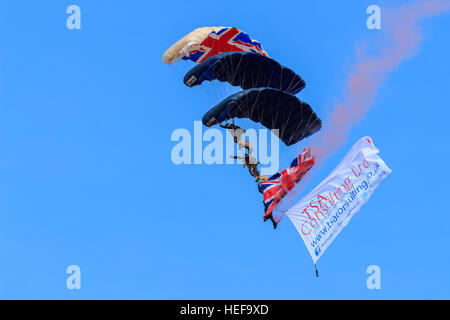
231 154 268 182
220 123 253 155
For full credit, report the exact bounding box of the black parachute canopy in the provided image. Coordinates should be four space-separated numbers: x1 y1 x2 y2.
202 88 322 146
184 52 306 95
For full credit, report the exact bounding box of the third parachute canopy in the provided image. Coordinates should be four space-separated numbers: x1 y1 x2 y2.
202 88 322 146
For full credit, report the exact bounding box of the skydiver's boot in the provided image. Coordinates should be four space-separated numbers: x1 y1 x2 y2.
271 216 278 229
263 214 278 229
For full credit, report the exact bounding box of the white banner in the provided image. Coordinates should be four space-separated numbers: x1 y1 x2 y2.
286 137 391 263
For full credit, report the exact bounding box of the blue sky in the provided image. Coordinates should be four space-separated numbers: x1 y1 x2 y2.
0 0 449 299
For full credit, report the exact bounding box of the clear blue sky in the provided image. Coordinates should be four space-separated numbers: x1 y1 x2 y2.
0 0 449 299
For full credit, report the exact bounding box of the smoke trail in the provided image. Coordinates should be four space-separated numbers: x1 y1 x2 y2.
311 0 450 161
274 0 450 223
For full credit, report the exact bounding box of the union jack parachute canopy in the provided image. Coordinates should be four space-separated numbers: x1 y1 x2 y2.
162 27 268 64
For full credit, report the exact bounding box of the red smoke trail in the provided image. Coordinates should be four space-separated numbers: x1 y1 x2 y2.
275 0 450 222
311 0 450 161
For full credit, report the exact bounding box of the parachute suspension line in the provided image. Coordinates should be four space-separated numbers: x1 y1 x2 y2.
297 102 320 149
284 64 303 94
231 53 245 86
232 96 268 182
286 100 318 148
286 102 307 146
280 96 294 141
218 52 242 104
236 95 255 158
260 79 278 137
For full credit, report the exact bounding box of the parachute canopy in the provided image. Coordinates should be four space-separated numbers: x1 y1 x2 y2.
184 52 306 94
202 88 322 146
162 27 267 64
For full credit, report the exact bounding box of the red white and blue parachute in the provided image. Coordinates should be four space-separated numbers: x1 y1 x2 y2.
162 27 267 64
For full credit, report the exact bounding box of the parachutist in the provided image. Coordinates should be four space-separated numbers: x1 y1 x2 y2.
220 123 253 155
231 154 267 182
